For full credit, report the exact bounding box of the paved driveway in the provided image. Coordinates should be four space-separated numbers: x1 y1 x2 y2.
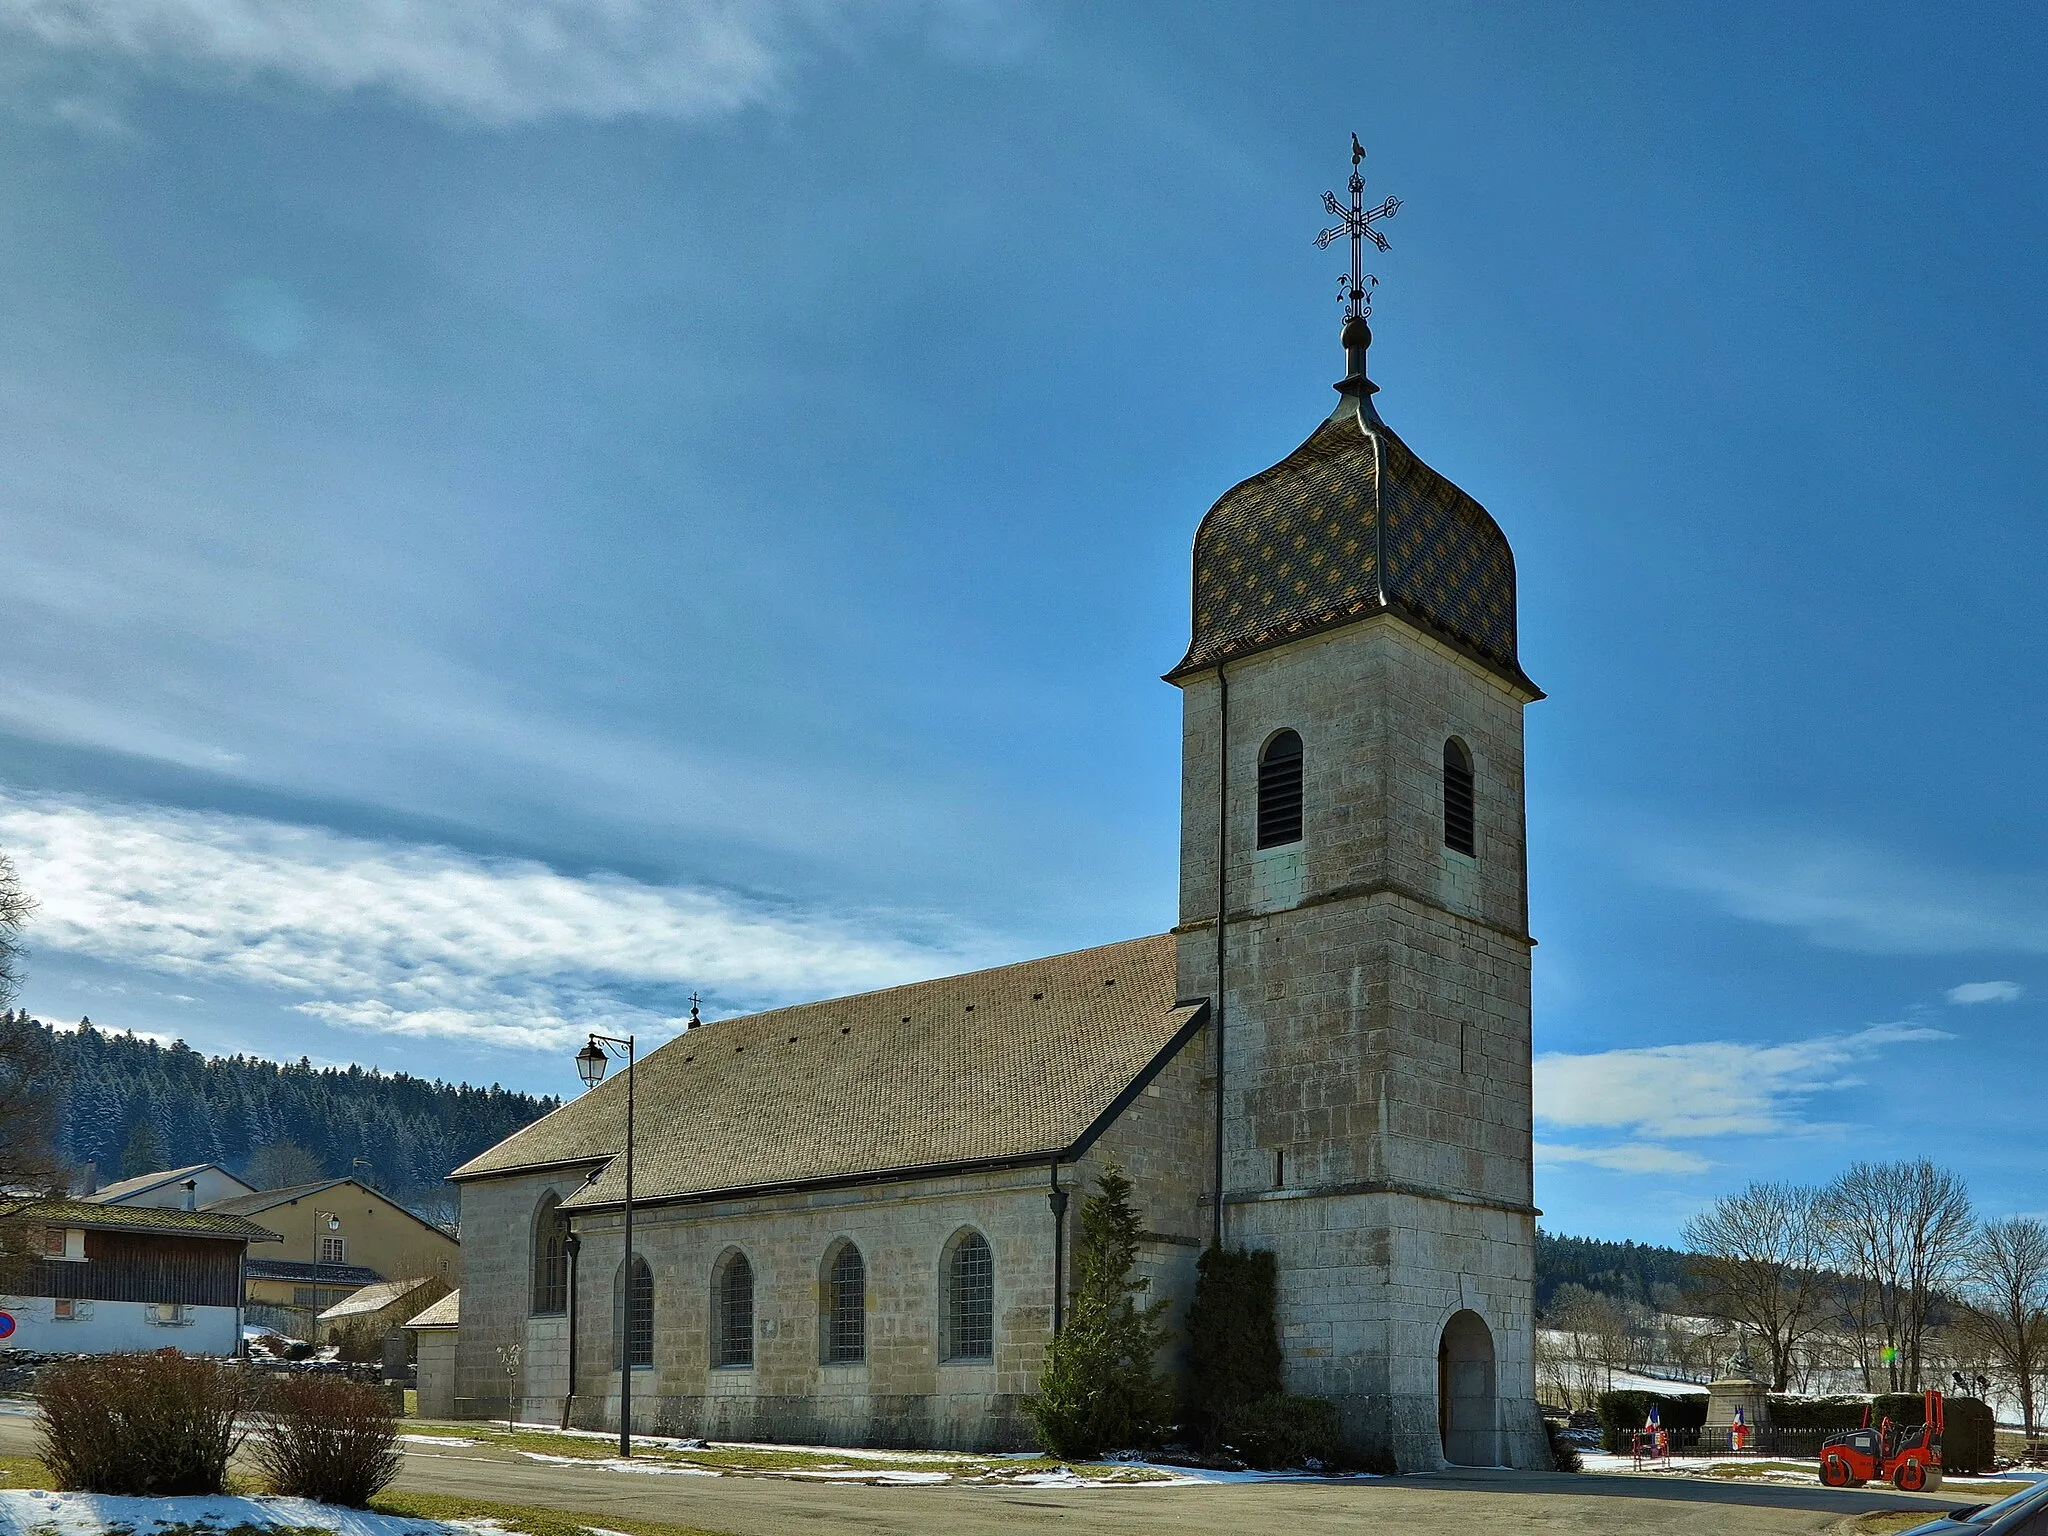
0 1404 1961 1536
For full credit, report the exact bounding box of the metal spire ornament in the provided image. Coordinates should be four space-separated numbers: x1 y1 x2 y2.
1315 134 1400 322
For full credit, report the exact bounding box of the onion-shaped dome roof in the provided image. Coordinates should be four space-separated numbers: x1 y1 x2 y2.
1168 340 1539 696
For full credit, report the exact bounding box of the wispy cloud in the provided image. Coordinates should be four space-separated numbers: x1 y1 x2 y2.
0 0 1022 125
1533 1141 1711 1175
1532 1021 1950 1174
1949 980 2023 1005
0 789 992 1051
1640 829 2048 956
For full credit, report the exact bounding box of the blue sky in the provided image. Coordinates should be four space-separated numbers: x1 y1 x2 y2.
0 1 2043 1244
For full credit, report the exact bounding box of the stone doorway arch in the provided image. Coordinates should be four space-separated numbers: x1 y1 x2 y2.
1436 1309 1498 1466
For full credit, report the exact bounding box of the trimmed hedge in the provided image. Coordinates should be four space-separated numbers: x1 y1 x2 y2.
1765 1393 1992 1473
1768 1396 1869 1432
1595 1391 1708 1454
1870 1394 1994 1475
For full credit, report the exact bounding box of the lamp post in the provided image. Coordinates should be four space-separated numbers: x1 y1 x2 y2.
574 1032 635 1458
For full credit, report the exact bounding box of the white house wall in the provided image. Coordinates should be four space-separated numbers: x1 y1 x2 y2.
0 1296 240 1355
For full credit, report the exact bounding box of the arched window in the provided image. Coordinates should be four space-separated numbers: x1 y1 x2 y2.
944 1230 994 1363
1256 730 1304 849
530 1193 569 1316
823 1241 865 1364
612 1254 652 1369
713 1250 754 1369
1442 738 1476 856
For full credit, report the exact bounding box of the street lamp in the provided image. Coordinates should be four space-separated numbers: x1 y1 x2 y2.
573 1031 636 1458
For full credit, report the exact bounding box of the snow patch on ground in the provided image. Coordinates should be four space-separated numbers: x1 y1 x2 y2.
0 1490 447 1536
514 1451 716 1477
399 1436 480 1448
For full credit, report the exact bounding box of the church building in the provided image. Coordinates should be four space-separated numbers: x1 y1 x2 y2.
448 168 1550 1470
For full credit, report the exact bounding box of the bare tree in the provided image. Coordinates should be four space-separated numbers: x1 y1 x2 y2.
1822 1160 1975 1391
0 853 55 1195
245 1141 330 1190
1956 1217 2048 1431
0 850 29 1010
1683 1181 1830 1390
0 855 59 1284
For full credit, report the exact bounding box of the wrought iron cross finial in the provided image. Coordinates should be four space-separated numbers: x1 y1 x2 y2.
1316 136 1400 321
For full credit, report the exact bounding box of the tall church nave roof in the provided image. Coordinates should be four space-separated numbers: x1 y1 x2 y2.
449 935 1205 1206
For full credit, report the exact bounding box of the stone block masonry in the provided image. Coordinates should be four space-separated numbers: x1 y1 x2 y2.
1173 614 1548 1471
451 1020 1211 1449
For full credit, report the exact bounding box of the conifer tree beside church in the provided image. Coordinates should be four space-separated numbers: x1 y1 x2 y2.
1025 1166 1174 1459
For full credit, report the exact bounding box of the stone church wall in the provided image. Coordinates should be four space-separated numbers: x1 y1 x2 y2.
1070 1016 1212 1378
1173 616 1547 1470
449 1023 1211 1447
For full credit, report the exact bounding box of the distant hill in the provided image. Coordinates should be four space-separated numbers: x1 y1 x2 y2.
10 1010 559 1225
1537 1227 1698 1309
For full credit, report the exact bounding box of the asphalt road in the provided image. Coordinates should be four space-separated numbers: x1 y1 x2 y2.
0 1405 1966 1536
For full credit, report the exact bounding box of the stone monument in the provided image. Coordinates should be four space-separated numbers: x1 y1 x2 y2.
1704 1335 1771 1448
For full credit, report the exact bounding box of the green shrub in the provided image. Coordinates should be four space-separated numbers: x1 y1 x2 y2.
1544 1419 1584 1473
1943 1397 1995 1475
1857 1393 1993 1475
1766 1396 1868 1431
1185 1247 1284 1448
1594 1391 1708 1454
251 1375 402 1506
1024 1166 1174 1460
35 1350 249 1494
1216 1394 1339 1470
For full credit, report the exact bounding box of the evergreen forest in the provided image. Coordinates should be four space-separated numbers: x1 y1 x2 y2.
9 1011 557 1225
1536 1228 1696 1309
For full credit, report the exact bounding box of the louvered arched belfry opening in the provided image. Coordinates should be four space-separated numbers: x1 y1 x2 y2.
1442 737 1476 856
1257 729 1304 848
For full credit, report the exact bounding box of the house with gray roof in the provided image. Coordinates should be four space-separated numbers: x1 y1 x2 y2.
84 1163 257 1211
445 253 1547 1470
0 1197 280 1355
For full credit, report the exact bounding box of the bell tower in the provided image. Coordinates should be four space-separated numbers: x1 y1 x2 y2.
1168 143 1549 1471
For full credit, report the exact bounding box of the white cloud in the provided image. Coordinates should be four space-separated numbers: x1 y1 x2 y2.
1949 980 2023 1005
0 0 1018 124
1534 1022 1950 1142
0 788 993 1050
1533 1141 1710 1176
1641 830 2048 956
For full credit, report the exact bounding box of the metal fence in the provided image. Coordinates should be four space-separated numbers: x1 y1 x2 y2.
1620 1425 1843 1462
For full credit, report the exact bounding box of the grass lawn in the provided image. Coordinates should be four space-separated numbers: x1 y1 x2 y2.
399 1419 1169 1483
0 1454 47 1489
1840 1514 1953 1535
373 1490 733 1536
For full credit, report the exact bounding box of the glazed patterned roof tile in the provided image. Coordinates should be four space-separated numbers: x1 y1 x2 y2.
1171 396 1536 693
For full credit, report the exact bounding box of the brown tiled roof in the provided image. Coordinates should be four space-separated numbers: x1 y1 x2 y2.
1169 394 1540 696
0 1196 282 1243
405 1288 460 1329
451 935 1205 1207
